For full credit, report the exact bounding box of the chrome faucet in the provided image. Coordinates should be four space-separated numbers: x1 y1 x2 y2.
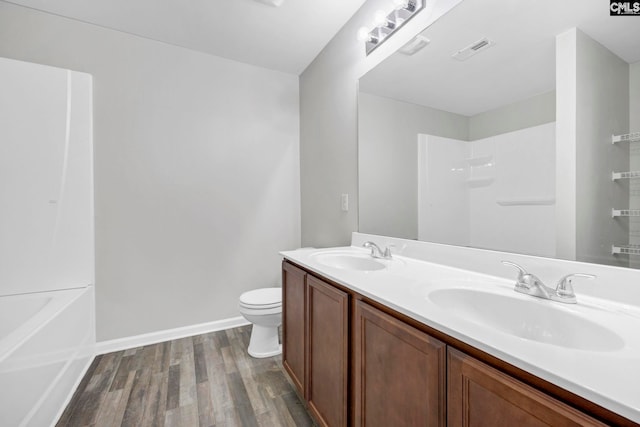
501 261 595 304
363 241 393 259
554 273 596 304
501 261 550 299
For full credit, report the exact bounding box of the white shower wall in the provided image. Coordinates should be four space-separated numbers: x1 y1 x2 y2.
417 135 469 245
0 57 93 296
419 122 556 257
0 56 95 427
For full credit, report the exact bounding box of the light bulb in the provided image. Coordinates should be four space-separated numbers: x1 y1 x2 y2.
392 0 409 8
374 10 388 26
357 26 371 42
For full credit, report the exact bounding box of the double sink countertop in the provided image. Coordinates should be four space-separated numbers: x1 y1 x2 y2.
281 245 640 423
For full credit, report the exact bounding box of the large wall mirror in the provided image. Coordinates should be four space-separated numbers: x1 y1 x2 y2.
358 0 640 268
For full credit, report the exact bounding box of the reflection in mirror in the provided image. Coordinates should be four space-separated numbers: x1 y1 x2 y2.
358 0 640 268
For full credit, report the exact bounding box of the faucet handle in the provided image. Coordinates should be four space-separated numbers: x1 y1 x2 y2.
501 260 527 282
382 244 395 259
501 260 541 292
555 273 596 298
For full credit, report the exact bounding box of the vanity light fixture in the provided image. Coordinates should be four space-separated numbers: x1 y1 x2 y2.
357 0 425 55
254 0 284 7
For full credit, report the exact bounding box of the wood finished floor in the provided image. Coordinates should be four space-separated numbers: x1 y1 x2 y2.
57 325 313 427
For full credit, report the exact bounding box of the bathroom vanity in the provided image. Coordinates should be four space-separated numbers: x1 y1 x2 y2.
281 234 640 427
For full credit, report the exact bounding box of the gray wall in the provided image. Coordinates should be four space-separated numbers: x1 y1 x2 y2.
0 2 301 341
300 0 463 248
469 91 556 141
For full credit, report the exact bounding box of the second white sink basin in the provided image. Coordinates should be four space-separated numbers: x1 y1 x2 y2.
428 288 624 352
311 252 386 271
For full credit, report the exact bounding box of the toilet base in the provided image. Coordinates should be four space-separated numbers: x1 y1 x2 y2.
247 324 282 358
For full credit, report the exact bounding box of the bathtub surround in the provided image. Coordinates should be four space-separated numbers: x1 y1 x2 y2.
0 57 95 427
0 2 300 342
0 57 94 297
0 288 95 427
417 123 556 257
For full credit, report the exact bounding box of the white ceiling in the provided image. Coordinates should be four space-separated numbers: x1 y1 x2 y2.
359 0 640 116
3 0 368 75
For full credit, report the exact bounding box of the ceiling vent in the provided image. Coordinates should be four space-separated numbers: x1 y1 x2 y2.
452 37 495 61
398 35 431 55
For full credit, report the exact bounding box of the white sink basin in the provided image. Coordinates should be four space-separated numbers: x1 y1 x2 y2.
311 252 386 271
428 288 624 351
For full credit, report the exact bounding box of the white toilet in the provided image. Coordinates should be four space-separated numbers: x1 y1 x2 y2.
238 287 282 358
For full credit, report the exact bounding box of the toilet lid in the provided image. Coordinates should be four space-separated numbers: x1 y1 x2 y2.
239 287 282 307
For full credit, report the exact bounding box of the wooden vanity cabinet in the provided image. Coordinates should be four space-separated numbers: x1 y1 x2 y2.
282 261 349 427
447 348 606 427
353 300 446 427
282 261 307 396
282 261 630 427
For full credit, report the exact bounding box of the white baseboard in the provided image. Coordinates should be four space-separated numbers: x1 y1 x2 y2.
96 316 250 355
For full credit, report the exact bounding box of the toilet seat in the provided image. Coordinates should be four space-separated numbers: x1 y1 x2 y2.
238 305 282 316
239 288 282 309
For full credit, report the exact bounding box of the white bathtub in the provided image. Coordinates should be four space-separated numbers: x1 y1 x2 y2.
0 287 95 427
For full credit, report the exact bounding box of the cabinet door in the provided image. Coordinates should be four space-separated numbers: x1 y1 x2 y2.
282 262 307 396
307 275 349 427
354 300 446 427
447 348 606 427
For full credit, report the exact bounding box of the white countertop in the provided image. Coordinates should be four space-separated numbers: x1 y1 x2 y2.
281 244 640 423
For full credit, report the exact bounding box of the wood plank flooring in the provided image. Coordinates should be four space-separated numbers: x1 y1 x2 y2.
57 326 313 427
